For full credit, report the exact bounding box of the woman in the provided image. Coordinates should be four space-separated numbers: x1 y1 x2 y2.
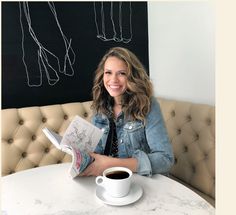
81 47 174 176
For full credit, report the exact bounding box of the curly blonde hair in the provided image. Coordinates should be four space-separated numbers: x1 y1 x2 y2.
92 47 153 121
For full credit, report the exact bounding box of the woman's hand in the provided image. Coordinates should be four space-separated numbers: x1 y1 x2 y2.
80 152 112 176
80 152 138 177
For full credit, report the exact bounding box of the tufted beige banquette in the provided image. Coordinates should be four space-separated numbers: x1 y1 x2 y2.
1 97 215 206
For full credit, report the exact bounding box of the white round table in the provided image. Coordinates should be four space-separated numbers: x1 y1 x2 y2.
2 163 215 215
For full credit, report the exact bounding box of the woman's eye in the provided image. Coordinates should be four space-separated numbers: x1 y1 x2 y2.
104 71 126 76
118 72 126 76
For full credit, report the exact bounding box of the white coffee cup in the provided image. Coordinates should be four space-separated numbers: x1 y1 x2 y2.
95 167 132 198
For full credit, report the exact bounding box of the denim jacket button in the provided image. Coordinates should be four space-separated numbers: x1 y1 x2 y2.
129 126 132 129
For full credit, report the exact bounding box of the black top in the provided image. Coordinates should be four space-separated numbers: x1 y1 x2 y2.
104 118 118 157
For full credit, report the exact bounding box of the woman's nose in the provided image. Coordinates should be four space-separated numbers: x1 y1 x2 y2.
110 74 118 81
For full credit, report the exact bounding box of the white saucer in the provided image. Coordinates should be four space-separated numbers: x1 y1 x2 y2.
96 183 143 206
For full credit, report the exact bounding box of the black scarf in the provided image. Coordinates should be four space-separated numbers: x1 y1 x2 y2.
104 117 118 157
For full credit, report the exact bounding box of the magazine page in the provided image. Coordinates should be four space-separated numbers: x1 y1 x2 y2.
61 115 103 177
61 115 103 152
42 128 72 155
69 147 92 178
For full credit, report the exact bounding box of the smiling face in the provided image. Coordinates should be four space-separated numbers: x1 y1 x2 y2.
103 56 128 104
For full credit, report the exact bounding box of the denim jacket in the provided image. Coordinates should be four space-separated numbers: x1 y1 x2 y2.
92 97 174 176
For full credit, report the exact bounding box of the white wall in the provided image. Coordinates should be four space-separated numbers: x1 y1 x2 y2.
148 1 215 105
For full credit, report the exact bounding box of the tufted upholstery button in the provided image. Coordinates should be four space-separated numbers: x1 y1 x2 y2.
84 112 88 117
174 157 178 164
19 119 24 125
183 146 188 152
171 110 175 117
32 135 36 141
34 165 38 168
8 138 14 144
192 166 196 173
204 153 209 160
44 148 50 153
177 129 181 135
64 115 68 120
195 133 199 141
186 115 192 122
206 118 211 126
57 160 62 164
22 152 27 158
42 117 47 123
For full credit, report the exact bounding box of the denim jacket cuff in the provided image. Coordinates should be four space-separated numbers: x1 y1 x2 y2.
132 150 152 176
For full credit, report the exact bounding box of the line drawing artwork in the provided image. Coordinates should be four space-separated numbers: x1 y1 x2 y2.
19 2 76 87
93 2 133 43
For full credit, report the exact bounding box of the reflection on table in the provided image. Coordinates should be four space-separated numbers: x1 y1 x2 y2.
2 163 215 215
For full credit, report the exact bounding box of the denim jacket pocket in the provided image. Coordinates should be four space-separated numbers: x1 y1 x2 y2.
93 117 109 154
124 121 148 152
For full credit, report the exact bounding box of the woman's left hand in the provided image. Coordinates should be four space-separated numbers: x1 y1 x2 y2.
80 152 138 177
80 152 112 176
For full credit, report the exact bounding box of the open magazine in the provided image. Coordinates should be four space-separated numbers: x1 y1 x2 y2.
42 115 103 178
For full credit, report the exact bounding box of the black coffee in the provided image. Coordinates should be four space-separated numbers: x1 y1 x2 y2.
106 171 130 179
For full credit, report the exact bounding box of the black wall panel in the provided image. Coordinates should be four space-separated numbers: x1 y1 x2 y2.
2 2 149 109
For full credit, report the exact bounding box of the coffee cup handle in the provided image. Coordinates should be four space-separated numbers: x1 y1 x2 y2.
95 176 104 186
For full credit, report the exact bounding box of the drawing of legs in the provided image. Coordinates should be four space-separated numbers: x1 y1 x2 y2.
93 2 132 43
93 2 109 41
48 2 75 76
119 2 132 43
19 2 76 87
